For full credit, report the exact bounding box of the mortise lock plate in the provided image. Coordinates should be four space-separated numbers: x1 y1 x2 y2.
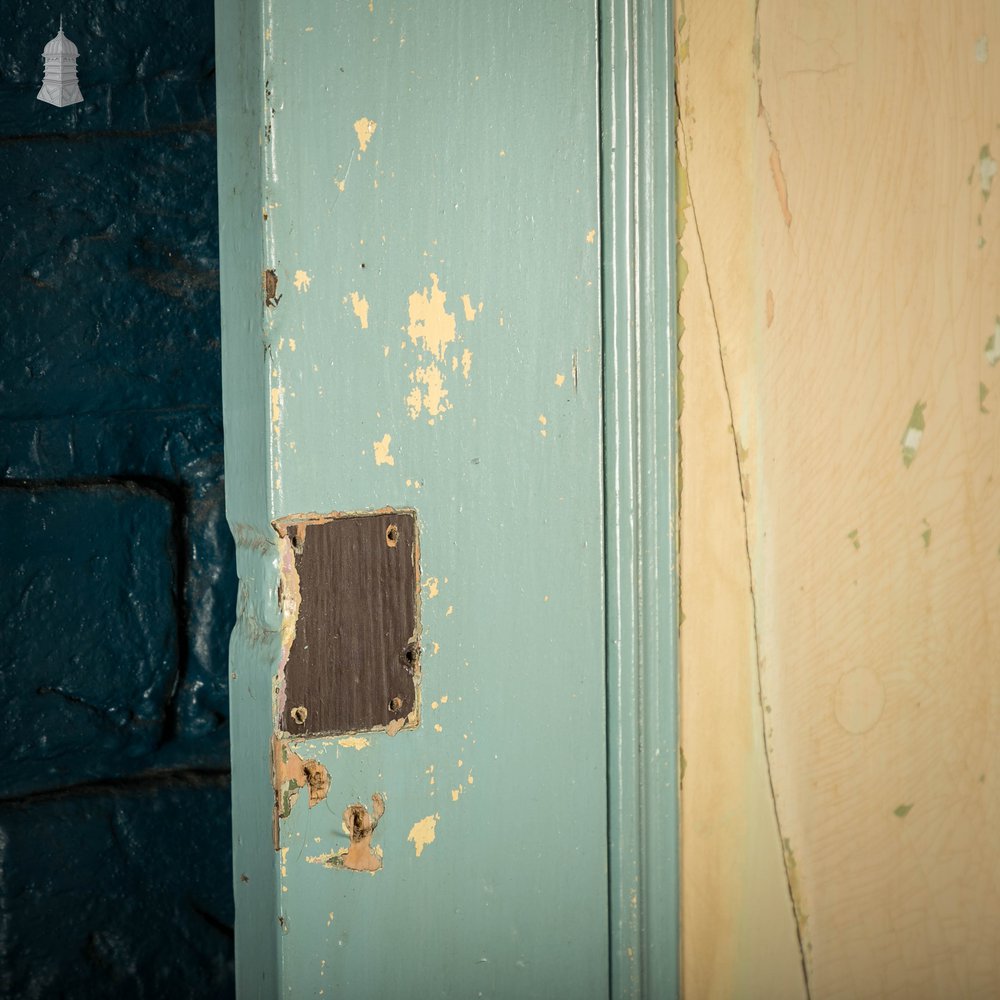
274 510 420 737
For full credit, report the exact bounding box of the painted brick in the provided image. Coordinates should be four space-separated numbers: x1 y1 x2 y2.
0 781 234 998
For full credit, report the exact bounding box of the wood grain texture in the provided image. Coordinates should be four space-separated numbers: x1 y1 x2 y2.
679 1 1000 997
276 512 419 736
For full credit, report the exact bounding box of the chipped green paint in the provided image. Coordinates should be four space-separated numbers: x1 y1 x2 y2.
921 520 932 549
218 0 678 997
847 529 860 550
980 144 998 200
981 382 991 413
893 804 914 818
901 401 926 467
985 318 1000 366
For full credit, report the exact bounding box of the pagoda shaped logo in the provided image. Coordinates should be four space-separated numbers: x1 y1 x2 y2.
37 18 83 108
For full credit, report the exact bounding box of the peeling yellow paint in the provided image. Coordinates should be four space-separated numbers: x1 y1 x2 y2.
351 291 370 329
407 274 457 360
407 362 451 420
451 787 462 802
460 293 477 322
422 576 440 599
270 386 284 434
335 179 346 192
407 814 439 857
586 228 596 243
461 348 473 380
289 338 297 351
273 737 331 825
555 373 566 387
293 270 312 292
307 795 385 873
434 723 443 732
353 117 377 153
373 433 395 467
338 736 370 751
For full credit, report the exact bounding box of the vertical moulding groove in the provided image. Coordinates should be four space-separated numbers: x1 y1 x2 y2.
599 0 679 997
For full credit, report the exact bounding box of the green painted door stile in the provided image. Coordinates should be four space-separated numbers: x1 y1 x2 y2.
215 1 677 997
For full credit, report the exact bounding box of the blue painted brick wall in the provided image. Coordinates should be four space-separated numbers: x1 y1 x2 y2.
0 3 235 995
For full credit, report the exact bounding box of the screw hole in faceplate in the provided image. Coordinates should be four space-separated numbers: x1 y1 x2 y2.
385 524 399 547
290 705 308 725
388 696 403 713
400 644 417 675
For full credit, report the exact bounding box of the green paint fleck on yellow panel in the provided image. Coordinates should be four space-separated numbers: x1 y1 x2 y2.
980 145 998 200
985 318 1000 366
981 382 990 413
847 529 860 550
901 402 926 467
980 773 987 783
921 520 931 549
679 747 686 785
893 803 913 818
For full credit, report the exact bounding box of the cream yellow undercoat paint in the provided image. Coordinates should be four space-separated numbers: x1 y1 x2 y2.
679 2 1000 997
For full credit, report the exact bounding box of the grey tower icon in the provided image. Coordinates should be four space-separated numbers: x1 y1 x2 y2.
37 18 83 108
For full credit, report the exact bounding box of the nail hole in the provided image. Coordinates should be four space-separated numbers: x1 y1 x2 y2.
385 524 399 547
290 705 307 725
388 696 403 713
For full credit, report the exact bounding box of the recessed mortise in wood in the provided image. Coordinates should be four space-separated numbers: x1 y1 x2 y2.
273 509 420 737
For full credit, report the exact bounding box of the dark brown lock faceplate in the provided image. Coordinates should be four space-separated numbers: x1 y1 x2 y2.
275 510 419 736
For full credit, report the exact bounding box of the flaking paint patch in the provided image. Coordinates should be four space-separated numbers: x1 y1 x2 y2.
271 386 284 436
294 270 312 292
354 117 377 153
460 293 477 322
407 362 451 420
981 382 990 413
901 401 926 467
980 145 998 200
976 35 989 62
273 736 331 826
308 795 385 873
373 433 395 466
555 373 566 387
985 317 1000 365
339 736 370 750
351 291 370 329
274 529 302 734
407 274 457 360
461 348 473 380
407 813 439 857
586 229 596 244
